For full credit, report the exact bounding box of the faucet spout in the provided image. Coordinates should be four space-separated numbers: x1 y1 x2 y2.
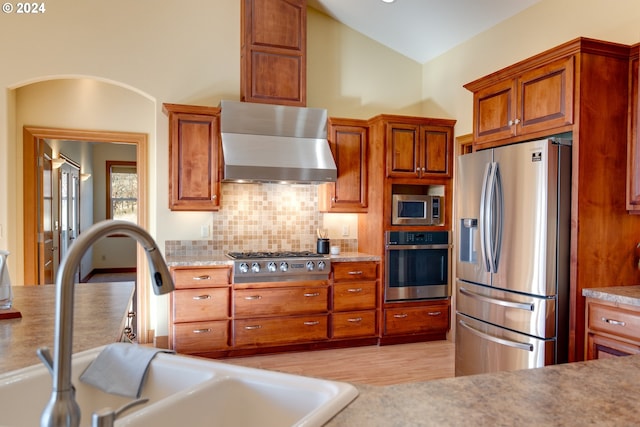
40 220 174 427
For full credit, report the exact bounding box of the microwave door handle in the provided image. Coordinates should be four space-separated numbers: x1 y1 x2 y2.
479 162 492 273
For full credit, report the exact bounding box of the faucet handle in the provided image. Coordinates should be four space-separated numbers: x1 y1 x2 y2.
92 397 149 427
37 347 54 376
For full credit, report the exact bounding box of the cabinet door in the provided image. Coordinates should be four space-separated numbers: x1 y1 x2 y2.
587 333 640 360
420 125 453 177
516 56 574 136
234 287 328 317
384 303 449 336
241 0 306 106
331 311 377 339
165 104 220 211
627 48 640 212
473 78 517 144
319 120 368 212
386 123 420 178
172 320 229 353
234 315 328 346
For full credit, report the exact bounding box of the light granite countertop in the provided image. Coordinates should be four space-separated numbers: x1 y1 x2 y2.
0 282 134 374
325 355 640 426
582 285 640 307
166 252 380 267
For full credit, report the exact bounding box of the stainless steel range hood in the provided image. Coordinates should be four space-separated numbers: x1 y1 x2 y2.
220 100 337 183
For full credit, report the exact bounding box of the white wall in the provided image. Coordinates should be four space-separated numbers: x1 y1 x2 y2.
421 0 640 132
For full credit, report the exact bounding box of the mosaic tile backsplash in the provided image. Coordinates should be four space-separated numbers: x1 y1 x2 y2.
165 183 358 257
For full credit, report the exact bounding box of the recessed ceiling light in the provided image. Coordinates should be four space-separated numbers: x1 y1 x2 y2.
382 0 395 3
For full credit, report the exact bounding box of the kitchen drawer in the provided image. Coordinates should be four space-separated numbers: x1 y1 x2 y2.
333 262 377 282
331 310 376 339
384 303 449 336
333 282 376 311
234 287 328 317
172 287 230 323
172 266 231 289
172 320 229 353
234 315 329 346
587 302 640 342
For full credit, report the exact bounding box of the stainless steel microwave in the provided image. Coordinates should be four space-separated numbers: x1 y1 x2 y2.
391 194 443 226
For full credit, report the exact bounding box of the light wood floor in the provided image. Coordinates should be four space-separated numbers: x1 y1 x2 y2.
226 340 455 386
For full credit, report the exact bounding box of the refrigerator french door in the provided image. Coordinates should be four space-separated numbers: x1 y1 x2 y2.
455 138 571 376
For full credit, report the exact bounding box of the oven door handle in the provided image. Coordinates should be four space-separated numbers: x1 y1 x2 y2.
385 244 450 250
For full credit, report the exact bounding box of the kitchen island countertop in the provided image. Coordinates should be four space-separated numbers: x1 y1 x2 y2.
325 354 640 426
0 282 134 374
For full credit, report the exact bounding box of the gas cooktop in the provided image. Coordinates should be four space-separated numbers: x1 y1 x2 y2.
227 251 325 260
227 251 330 283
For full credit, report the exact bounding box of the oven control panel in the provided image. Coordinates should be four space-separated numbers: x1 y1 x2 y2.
386 231 449 246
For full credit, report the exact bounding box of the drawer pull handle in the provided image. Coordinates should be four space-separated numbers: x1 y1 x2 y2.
347 317 363 323
192 275 211 281
244 325 262 330
192 328 211 334
304 321 320 326
244 295 262 300
304 292 321 297
348 271 363 275
192 295 211 300
347 288 363 293
428 311 442 316
602 317 626 326
393 313 408 319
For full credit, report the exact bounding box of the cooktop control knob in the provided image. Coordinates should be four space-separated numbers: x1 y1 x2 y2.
251 262 260 273
306 261 315 271
317 261 326 271
239 262 249 274
267 261 277 272
279 262 288 272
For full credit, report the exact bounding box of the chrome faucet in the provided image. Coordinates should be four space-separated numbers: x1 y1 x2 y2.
39 220 175 427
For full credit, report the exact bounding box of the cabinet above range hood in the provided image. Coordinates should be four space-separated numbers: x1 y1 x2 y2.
220 100 337 184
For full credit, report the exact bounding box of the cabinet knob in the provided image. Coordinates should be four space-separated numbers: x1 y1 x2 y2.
212 195 217 200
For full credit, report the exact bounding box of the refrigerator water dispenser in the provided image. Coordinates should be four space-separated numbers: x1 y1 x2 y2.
460 218 478 263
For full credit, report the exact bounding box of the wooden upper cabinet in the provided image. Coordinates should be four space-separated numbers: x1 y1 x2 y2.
627 44 640 213
386 121 453 179
468 55 574 148
319 118 368 213
163 103 221 211
241 0 307 106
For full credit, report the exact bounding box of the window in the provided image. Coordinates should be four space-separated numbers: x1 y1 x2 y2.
106 161 137 223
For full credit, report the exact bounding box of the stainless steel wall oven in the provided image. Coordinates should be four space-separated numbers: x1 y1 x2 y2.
385 231 450 302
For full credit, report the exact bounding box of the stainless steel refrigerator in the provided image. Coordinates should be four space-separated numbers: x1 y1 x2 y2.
455 138 571 376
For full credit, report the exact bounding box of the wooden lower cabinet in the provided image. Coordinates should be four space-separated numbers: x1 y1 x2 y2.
234 315 329 346
332 311 376 339
585 297 640 360
330 261 379 340
169 266 232 354
383 302 450 340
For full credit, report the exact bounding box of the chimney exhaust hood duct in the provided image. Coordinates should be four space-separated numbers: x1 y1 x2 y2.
220 100 337 184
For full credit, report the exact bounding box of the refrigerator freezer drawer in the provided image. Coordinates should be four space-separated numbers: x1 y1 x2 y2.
455 313 556 376
456 280 557 338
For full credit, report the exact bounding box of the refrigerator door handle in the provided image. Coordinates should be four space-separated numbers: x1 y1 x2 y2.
479 162 492 272
459 287 535 311
490 163 504 273
458 319 534 352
